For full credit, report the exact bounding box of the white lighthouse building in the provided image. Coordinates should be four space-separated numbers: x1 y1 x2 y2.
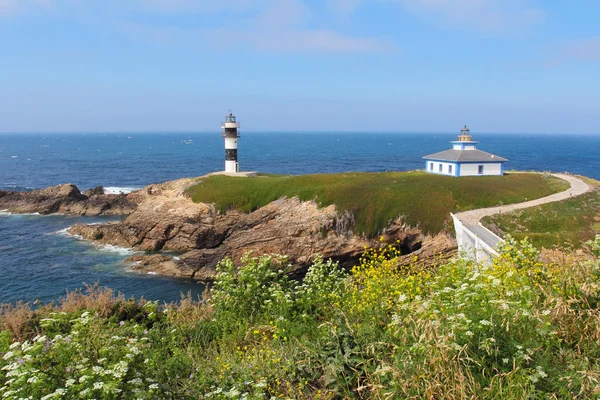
423 125 508 177
221 112 240 173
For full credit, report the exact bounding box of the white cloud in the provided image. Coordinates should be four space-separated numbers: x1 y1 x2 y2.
136 0 258 13
126 0 391 53
562 37 600 61
400 0 545 33
544 37 600 67
0 0 17 15
123 22 390 53
326 0 363 15
0 0 53 14
325 0 545 34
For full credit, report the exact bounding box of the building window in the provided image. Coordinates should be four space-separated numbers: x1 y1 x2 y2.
429 162 433 171
439 164 442 172
449 165 453 174
478 165 484 175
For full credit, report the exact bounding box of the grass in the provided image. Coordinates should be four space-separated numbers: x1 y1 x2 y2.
483 179 600 249
186 171 569 237
3 238 600 399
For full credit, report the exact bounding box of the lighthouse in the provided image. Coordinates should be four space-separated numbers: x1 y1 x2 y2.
422 125 508 177
221 111 240 173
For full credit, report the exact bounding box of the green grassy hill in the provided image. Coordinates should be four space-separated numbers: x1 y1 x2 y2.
483 178 600 249
186 171 569 237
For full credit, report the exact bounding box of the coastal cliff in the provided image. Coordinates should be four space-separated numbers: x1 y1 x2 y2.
1 171 573 281
65 177 456 280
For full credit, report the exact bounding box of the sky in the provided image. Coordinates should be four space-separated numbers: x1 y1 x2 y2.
0 0 599 133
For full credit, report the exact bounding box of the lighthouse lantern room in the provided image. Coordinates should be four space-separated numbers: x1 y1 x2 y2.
221 112 240 173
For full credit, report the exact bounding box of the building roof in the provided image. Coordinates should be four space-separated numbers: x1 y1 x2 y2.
423 149 508 162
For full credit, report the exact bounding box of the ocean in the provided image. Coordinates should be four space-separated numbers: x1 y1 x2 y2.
1 132 599 304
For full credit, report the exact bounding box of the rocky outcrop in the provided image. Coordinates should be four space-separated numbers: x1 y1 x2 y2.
0 184 138 215
66 177 457 280
3 176 458 280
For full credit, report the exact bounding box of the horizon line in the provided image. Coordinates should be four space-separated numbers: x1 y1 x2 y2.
1 130 599 136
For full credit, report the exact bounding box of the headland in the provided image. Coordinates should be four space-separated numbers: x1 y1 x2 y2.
1 170 586 281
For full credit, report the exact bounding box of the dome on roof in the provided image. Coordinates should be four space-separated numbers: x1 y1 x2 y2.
458 125 473 142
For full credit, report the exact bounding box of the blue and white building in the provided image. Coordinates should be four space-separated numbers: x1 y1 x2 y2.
423 126 507 177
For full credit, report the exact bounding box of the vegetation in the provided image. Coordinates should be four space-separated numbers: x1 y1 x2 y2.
186 172 568 236
483 180 600 249
3 236 600 399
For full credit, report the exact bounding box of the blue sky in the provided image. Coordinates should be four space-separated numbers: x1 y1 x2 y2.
1 0 599 133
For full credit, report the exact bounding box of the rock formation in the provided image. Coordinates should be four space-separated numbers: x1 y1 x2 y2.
0 184 137 215
68 177 457 280
3 176 457 280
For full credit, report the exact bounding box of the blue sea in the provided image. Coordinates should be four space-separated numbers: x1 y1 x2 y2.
1 132 599 304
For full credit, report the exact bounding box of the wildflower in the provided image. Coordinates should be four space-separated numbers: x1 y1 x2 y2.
536 366 548 378
502 358 509 364
119 321 125 326
2 352 13 360
465 331 474 337
542 309 551 316
93 381 104 390
149 383 159 390
479 319 491 326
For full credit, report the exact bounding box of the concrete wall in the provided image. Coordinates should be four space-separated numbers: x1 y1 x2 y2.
426 161 457 177
459 163 502 176
452 214 501 264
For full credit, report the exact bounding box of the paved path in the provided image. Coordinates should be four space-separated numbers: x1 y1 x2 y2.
455 173 591 247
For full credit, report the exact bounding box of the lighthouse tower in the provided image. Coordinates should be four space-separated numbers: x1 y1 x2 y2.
422 125 508 177
221 112 240 173
451 125 479 150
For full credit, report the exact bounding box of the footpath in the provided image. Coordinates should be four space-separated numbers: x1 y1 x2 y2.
454 173 591 251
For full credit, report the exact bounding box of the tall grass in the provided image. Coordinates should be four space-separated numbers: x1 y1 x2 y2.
186 172 568 237
2 237 600 398
483 182 600 249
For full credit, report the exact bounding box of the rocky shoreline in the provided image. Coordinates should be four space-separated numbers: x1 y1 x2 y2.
0 176 457 281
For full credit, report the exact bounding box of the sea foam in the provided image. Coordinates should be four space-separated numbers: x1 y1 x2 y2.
53 225 134 257
97 244 136 256
103 187 140 195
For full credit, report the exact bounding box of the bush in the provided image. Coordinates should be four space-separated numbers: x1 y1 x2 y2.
3 241 600 398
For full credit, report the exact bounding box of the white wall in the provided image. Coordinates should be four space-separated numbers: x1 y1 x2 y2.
459 163 502 176
225 160 238 173
426 161 456 176
224 137 238 149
